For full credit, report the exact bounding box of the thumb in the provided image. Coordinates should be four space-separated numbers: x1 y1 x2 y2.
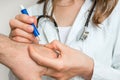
28 45 43 65
28 45 60 71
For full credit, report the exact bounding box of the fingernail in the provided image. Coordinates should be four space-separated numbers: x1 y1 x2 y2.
29 18 34 22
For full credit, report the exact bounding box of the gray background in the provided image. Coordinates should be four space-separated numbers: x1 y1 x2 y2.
0 0 37 80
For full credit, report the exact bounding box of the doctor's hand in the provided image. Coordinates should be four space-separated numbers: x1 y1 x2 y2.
29 40 94 80
9 14 38 43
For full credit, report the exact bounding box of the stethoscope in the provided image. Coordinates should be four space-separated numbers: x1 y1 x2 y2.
37 0 96 41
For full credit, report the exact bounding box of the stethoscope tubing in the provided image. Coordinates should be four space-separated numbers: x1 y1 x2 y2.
37 0 96 41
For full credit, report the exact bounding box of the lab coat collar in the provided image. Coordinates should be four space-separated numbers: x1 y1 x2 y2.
46 0 53 16
43 0 93 43
42 20 59 43
65 0 93 44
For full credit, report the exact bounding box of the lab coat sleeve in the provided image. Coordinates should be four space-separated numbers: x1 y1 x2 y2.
91 60 120 80
91 1 120 79
91 23 120 80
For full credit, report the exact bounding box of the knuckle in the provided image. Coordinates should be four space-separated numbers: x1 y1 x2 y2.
16 14 30 22
13 29 20 35
26 34 34 41
21 15 27 21
15 14 25 20
30 35 35 40
15 14 20 19
13 36 19 41
15 14 23 20
9 19 15 26
21 23 25 27
52 40 59 44
12 36 32 43
20 22 30 31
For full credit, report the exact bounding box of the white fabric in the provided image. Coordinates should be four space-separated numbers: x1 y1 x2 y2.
58 27 71 43
9 0 120 80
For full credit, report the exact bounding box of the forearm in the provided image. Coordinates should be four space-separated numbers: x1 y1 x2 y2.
76 52 94 80
0 34 45 80
81 57 94 80
0 34 13 63
0 34 29 67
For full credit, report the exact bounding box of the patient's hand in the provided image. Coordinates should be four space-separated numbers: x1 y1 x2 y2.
0 34 57 80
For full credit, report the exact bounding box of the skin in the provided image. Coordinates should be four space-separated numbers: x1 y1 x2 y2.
0 34 57 80
9 0 94 79
53 0 85 26
9 14 37 43
29 40 94 80
9 0 85 42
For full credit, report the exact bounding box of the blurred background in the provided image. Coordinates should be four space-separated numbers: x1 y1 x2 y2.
0 0 37 80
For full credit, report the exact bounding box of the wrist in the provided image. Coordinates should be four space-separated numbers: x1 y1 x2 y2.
0 34 29 68
0 34 11 63
84 58 94 80
78 56 94 80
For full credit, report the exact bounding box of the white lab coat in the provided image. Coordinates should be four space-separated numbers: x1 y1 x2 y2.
9 0 120 80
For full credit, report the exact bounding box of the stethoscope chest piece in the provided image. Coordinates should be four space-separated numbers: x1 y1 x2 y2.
80 27 89 41
37 0 96 42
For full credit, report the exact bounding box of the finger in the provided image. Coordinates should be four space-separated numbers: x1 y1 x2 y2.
45 68 55 76
45 68 66 79
12 36 33 43
45 68 58 77
36 78 42 80
32 76 42 80
28 45 62 71
9 19 33 33
32 16 37 26
15 14 34 24
45 40 66 52
11 28 35 41
20 76 42 80
33 38 39 44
